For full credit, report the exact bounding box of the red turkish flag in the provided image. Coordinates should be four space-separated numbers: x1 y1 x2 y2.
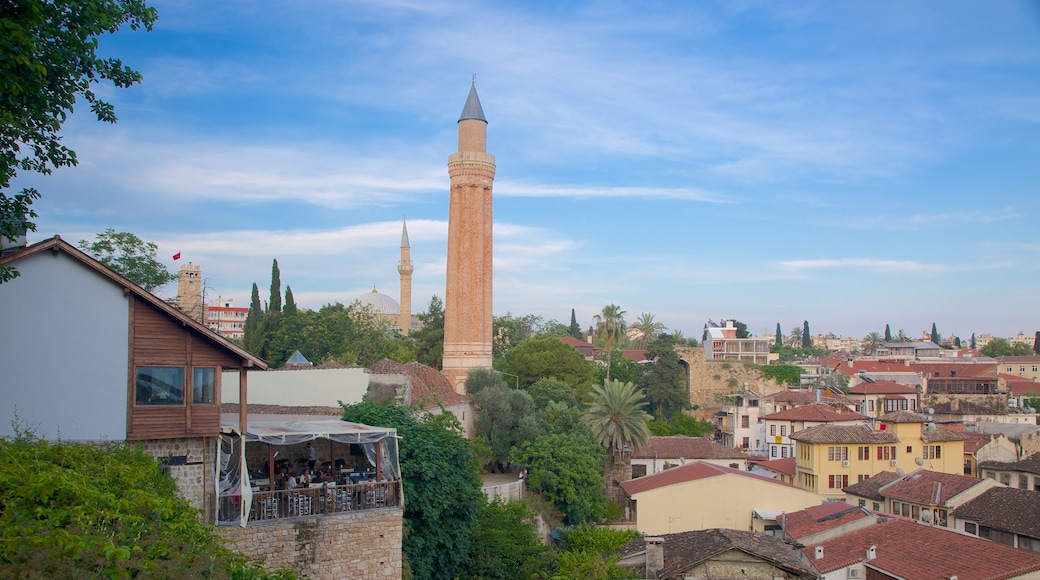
172 251 181 261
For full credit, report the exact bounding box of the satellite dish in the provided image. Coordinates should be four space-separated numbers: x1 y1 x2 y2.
896 468 905 476
915 457 924 467
679 457 686 465
921 509 933 523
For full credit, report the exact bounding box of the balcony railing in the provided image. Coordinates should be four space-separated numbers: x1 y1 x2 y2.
218 480 401 525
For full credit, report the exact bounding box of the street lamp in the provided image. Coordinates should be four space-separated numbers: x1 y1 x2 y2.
496 371 520 390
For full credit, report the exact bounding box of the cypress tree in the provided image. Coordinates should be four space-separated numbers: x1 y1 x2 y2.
284 285 298 316
243 283 266 355
269 259 282 313
930 323 939 345
802 320 811 348
1034 331 1040 355
955 336 962 348
775 323 783 347
568 308 582 339
970 333 976 349
884 324 892 342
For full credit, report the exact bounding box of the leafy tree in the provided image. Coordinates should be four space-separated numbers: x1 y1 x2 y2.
594 304 626 382
499 335 593 393
568 308 582 339
493 312 544 359
0 430 291 579
584 379 652 457
671 329 699 348
981 338 1032 358
411 295 444 369
511 430 608 525
758 364 803 386
472 382 542 470
77 229 176 291
340 401 482 580
896 328 910 342
554 526 639 580
638 334 686 419
269 258 282 313
628 312 666 350
647 413 714 437
1 0 157 284
802 320 811 348
591 347 644 390
529 378 578 411
283 285 297 316
243 283 266 356
733 319 750 339
465 499 553 579
930 322 939 345
885 324 893 342
464 366 507 396
775 323 783 346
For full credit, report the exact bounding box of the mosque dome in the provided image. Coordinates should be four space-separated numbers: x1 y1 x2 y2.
355 287 400 316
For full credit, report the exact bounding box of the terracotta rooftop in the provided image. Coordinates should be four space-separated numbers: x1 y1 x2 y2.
761 403 867 423
790 424 899 445
921 425 967 443
877 410 927 423
842 471 901 501
952 486 1040 540
620 460 791 497
807 518 1040 577
780 502 872 541
1007 377 1040 396
366 359 470 408
618 529 817 578
963 431 1000 454
879 469 988 505
632 435 748 460
763 390 818 405
912 362 998 378
930 400 1006 416
979 451 1040 476
757 457 797 477
848 380 917 395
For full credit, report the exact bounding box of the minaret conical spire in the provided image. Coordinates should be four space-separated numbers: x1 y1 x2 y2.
459 80 486 123
401 216 410 248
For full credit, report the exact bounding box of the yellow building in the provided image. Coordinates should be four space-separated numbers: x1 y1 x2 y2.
620 461 825 535
790 411 965 499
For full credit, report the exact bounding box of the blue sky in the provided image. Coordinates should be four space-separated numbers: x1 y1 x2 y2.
19 0 1040 341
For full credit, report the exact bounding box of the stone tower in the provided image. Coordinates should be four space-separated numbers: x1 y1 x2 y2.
442 82 495 392
397 218 413 336
176 262 204 322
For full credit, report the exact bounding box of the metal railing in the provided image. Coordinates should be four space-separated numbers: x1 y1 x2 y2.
218 480 400 524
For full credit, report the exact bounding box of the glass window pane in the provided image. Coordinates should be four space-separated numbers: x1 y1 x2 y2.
136 367 185 405
193 367 215 404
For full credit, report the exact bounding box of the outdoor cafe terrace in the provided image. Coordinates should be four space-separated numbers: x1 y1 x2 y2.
217 414 402 526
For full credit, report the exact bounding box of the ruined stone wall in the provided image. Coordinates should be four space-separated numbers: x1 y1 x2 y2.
139 437 211 516
222 508 403 579
677 347 785 416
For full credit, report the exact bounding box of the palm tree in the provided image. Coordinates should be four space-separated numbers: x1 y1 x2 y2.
585 379 652 453
584 379 652 504
862 332 883 354
629 312 667 350
594 304 627 382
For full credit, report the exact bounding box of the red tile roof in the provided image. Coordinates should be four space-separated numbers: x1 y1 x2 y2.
790 425 899 445
912 362 998 378
951 487 1040 539
877 410 926 423
632 435 748 460
619 529 818 578
761 403 867 422
780 502 871 541
843 471 901 501
807 518 1040 577
978 451 1040 476
366 359 469 408
879 470 986 505
620 460 792 497
757 457 797 477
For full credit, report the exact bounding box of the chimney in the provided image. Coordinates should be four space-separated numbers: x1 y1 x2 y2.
0 231 27 256
814 546 824 560
645 537 664 579
866 545 877 560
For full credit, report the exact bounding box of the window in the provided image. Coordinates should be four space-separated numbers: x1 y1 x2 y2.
923 445 942 460
858 499 866 507
901 503 910 517
872 502 880 511
906 446 913 453
877 446 896 460
828 474 848 489
868 399 874 412
193 367 215 404
1020 475 1030 489
135 367 184 405
828 447 849 461
912 505 920 519
781 446 788 458
858 446 870 461
885 398 909 412
891 501 900 515
742 437 749 449
781 425 788 436
965 522 977 535
1001 474 1011 486
741 416 750 428
858 474 869 482
771 446 778 457
770 425 776 436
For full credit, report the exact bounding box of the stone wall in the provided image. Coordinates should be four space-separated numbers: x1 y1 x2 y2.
140 437 211 517
677 347 785 414
222 508 403 579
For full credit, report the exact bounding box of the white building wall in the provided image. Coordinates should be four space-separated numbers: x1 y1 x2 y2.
222 367 371 407
0 250 129 440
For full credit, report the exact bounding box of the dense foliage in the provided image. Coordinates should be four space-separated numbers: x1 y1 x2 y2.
499 335 593 393
410 295 444 369
77 229 177 292
511 431 608 525
583 380 652 456
552 526 639 580
647 413 715 437
758 364 804 386
1 0 156 283
0 431 291 579
638 334 687 418
466 499 554 579
340 401 483 580
471 382 543 469
981 338 1033 358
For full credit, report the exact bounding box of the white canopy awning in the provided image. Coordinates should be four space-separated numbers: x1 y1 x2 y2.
220 413 397 445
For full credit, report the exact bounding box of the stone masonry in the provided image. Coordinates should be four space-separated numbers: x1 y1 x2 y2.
221 508 404 579
140 437 211 517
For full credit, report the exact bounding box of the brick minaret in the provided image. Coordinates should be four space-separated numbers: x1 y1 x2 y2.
442 82 495 392
397 218 413 336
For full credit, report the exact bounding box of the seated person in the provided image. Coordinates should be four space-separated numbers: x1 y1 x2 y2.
284 471 298 491
300 468 312 486
311 470 324 484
